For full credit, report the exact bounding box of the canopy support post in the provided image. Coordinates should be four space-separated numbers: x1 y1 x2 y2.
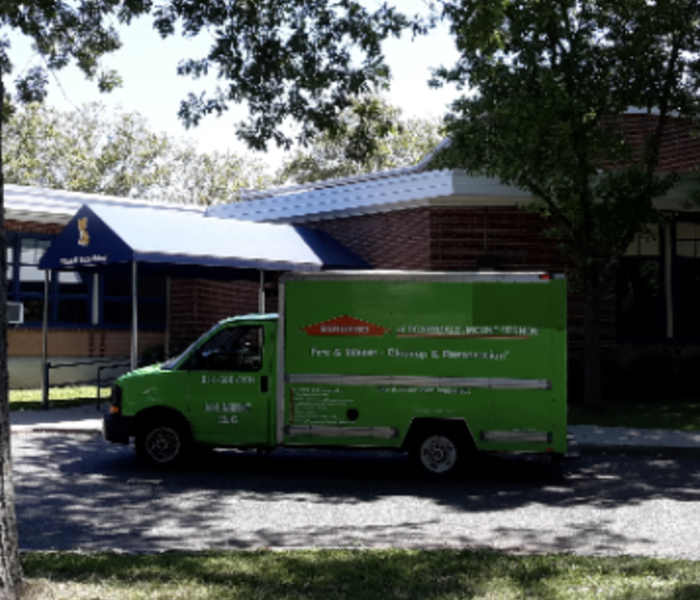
131 261 138 371
41 269 50 409
165 276 171 358
259 270 265 314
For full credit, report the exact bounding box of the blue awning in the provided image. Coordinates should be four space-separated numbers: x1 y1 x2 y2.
38 204 370 274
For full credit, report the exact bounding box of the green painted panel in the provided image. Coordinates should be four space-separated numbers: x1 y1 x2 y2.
282 274 567 453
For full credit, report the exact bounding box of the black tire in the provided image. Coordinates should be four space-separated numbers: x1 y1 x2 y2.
135 418 190 468
411 427 468 478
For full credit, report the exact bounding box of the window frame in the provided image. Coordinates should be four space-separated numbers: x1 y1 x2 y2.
6 232 166 330
5 232 95 327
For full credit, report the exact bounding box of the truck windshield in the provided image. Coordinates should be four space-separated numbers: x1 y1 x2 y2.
159 322 224 371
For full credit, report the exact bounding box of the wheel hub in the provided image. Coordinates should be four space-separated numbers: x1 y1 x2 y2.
146 427 180 463
420 434 457 474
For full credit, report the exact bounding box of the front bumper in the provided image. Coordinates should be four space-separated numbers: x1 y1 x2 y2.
102 413 135 445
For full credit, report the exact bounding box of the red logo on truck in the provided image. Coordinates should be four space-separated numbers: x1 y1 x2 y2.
301 315 391 336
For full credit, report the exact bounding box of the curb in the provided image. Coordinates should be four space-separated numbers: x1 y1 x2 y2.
11 425 103 436
10 423 700 457
11 427 102 436
575 443 700 458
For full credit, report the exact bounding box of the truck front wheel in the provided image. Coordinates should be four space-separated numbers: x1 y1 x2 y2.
412 428 468 478
136 419 190 468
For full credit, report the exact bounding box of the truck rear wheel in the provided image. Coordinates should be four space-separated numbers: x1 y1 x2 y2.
136 418 190 468
412 427 468 478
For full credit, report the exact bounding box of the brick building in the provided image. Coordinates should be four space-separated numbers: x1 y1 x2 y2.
7 113 700 398
5 186 207 387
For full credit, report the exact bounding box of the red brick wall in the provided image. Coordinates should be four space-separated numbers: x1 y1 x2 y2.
307 208 432 270
6 220 63 235
307 206 568 272
168 278 275 352
429 207 569 271
8 328 164 358
604 113 700 171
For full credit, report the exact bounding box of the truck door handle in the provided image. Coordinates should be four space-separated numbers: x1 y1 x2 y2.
260 376 269 393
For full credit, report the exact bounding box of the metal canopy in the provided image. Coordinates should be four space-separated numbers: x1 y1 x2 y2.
37 203 369 396
38 203 370 274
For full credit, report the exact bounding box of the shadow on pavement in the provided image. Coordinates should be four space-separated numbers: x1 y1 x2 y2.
12 433 700 555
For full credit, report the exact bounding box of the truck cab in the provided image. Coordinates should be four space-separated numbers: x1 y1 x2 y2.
103 314 278 467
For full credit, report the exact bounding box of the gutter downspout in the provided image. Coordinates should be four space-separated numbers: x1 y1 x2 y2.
41 269 50 409
131 261 138 371
259 270 266 314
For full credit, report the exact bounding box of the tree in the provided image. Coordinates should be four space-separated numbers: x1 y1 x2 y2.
1 3 151 596
431 0 700 406
160 145 272 205
3 102 272 203
4 102 171 196
153 1 417 150
278 97 443 183
0 3 415 595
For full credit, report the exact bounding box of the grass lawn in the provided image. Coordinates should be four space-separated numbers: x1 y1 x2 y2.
9 386 111 411
19 549 700 600
569 401 700 431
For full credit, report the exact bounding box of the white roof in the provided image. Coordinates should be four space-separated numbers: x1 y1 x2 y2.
40 204 369 272
4 184 205 224
206 170 533 223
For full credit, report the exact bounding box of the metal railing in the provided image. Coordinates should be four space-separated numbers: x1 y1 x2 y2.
96 362 131 408
42 358 130 410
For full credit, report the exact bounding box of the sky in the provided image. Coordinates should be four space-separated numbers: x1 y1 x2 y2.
7 3 462 171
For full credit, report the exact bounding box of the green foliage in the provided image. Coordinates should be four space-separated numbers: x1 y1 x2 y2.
569 402 700 431
1 4 157 596
433 0 699 273
569 351 700 409
0 1 151 104
4 102 168 196
432 0 700 405
166 142 273 205
153 1 419 150
279 97 443 183
20 549 700 600
9 385 108 410
3 102 272 203
1 2 422 157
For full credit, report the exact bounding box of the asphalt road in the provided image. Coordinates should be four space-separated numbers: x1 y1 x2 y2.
12 432 700 558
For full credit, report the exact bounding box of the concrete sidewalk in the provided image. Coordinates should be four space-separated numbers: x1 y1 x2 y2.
10 404 105 435
9 404 700 455
568 425 700 455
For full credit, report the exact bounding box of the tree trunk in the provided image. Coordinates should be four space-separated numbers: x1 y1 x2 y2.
582 267 603 407
0 74 24 600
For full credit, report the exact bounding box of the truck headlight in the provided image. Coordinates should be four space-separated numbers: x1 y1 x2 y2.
110 385 122 415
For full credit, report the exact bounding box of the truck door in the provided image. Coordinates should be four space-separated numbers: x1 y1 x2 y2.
187 324 272 446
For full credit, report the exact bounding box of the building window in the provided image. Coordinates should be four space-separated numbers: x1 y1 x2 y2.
6 233 166 329
101 272 167 328
617 227 664 341
617 221 700 343
7 233 93 325
673 221 700 340
13 236 52 322
616 258 664 341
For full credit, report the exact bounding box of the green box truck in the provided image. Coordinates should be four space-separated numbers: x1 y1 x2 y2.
103 271 568 477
